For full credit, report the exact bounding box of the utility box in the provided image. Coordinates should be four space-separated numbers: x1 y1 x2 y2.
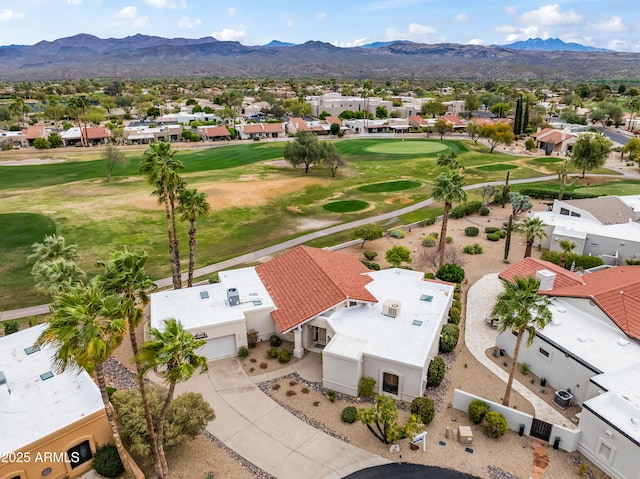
458 426 473 445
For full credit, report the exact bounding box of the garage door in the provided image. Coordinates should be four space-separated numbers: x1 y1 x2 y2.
197 335 236 360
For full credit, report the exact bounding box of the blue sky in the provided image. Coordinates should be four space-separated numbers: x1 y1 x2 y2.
1 0 638 52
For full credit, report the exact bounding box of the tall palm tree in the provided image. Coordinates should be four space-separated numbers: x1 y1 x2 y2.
95 250 163 478
492 276 552 406
176 188 211 287
557 239 577 268
140 142 185 289
436 148 463 171
514 217 547 258
28 234 79 266
431 170 467 252
38 284 135 479
67 95 91 147
32 257 85 296
138 318 208 477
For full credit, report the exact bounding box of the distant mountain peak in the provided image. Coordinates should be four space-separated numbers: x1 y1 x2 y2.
360 40 414 49
264 40 296 47
497 37 612 52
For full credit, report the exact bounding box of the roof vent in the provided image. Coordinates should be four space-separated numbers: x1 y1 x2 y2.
382 299 401 318
227 288 240 307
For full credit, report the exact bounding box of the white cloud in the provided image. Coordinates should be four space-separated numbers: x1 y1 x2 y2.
495 25 517 34
66 0 83 5
607 39 627 51
0 9 25 20
386 23 436 42
316 12 327 21
467 38 483 45
178 16 201 29
333 37 369 48
117 6 137 19
520 4 581 26
455 13 472 23
145 0 185 9
589 16 627 33
505 25 545 43
227 7 236 16
212 27 246 42
134 16 149 27
408 22 436 36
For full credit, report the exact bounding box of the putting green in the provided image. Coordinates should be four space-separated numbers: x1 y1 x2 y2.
358 180 421 193
574 184 640 196
323 200 370 213
365 140 448 155
476 164 518 171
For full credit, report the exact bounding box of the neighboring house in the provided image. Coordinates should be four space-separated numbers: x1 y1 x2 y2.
408 115 435 129
0 325 113 479
0 130 28 149
60 127 111 147
123 124 182 144
534 197 640 265
308 93 392 118
150 246 454 401
442 113 466 130
197 125 232 141
22 125 50 146
531 127 576 154
495 258 640 479
286 117 327 135
236 122 286 140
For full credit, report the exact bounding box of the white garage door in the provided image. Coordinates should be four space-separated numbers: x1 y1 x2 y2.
197 335 236 360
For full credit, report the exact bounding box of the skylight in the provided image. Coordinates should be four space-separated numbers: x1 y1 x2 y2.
252 300 263 306
200 291 209 299
24 345 41 355
420 294 433 302
40 371 54 381
412 320 423 326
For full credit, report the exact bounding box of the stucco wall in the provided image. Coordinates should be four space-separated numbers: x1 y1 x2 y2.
244 309 276 342
322 354 361 397
361 355 425 402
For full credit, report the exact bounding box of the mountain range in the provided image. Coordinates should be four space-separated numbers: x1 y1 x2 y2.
0 34 635 81
497 37 612 52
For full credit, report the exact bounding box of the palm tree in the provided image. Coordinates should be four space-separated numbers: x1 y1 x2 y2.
492 276 552 406
557 239 577 268
431 170 467 252
138 318 208 477
436 148 463 171
38 283 135 478
32 257 85 296
140 142 185 289
67 95 91 147
28 234 79 266
95 250 163 478
176 188 211 287
514 217 547 258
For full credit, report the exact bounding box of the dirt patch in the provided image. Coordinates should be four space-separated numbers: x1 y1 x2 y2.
0 158 67 166
384 197 415 205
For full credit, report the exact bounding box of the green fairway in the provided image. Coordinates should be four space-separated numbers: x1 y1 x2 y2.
358 180 421 193
533 157 564 164
574 181 640 196
365 139 448 155
323 200 369 213
476 164 519 171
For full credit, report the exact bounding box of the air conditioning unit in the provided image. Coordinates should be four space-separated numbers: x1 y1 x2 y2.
227 288 240 306
382 299 401 318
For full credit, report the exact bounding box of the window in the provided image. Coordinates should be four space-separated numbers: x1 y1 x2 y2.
570 212 581 217
382 373 399 396
68 440 92 469
560 207 570 216
597 440 615 463
539 347 550 358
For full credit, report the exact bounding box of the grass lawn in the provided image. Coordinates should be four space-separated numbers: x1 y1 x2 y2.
323 200 369 213
358 180 421 193
475 164 519 171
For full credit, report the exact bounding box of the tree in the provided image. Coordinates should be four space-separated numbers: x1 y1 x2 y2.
28 234 79 267
491 102 510 118
176 188 211 287
354 224 385 248
385 245 411 267
421 100 445 118
479 184 497 205
140 142 185 289
49 132 63 148
431 171 467 251
437 149 462 171
375 106 388 119
481 123 515 153
38 284 136 479
433 119 453 139
283 132 331 173
329 123 341 135
466 121 481 144
514 217 547 258
491 276 552 406
357 395 423 444
571 134 612 177
31 257 85 296
623 137 640 162
557 239 577 268
67 95 91 147
509 192 532 219
513 97 523 135
138 318 208 477
589 101 624 127
33 137 51 149
557 158 578 200
102 144 128 182
323 147 345 178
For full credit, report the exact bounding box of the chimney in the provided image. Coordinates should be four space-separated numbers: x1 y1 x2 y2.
537 269 557 291
227 288 240 307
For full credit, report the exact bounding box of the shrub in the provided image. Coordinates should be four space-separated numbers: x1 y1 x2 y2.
540 251 605 270
247 329 258 348
429 232 439 239
451 201 483 219
517 188 597 200
464 226 479 237
463 244 483 255
237 346 249 359
33 137 51 149
410 397 435 425
267 347 279 359
385 245 412 267
479 206 490 216
278 349 292 363
92 445 124 478
2 320 20 335
289 380 298 386
327 390 337 402
272 383 281 390
363 250 378 260
482 411 508 438
448 307 461 325
497 230 506 238
301 387 309 394
341 406 358 423
313 401 320 406
260 362 268 369
452 299 462 311
439 323 460 353
520 362 531 374
361 260 381 271
358 376 376 398
453 290 461 301
468 399 490 424
286 390 296 397
420 217 436 226
487 233 501 241
446 236 453 243
427 356 446 387
626 258 640 265
422 236 437 247
525 138 536 151
424 272 436 279
269 335 281 347
436 263 465 283
485 226 500 233
389 228 406 239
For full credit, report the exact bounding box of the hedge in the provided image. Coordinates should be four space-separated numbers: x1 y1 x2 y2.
411 397 435 425
540 251 605 270
450 201 483 219
440 323 460 353
485 226 500 233
427 356 446 387
436 263 465 283
517 188 598 200
361 260 381 271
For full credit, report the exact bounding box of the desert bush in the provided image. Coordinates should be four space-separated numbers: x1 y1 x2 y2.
363 250 378 260
269 334 281 347
424 272 436 279
286 389 296 397
301 387 309 394
358 376 376 398
482 411 508 438
427 356 446 387
463 244 483 255
92 445 123 478
2 320 20 335
626 258 640 265
450 201 483 219
272 383 281 390
410 397 435 425
327 390 337 402
237 346 249 359
487 233 501 241
525 138 536 151
497 230 506 238
436 263 465 283
420 217 436 226
260 362 268 369
278 349 292 363
267 347 279 359
341 406 358 423
479 206 490 216
468 399 490 424
390 228 406 239
485 226 500 233
540 251 605 270
419 248 464 272
361 260 381 271
439 323 460 353
422 236 436 247
464 226 479 237
247 328 258 348
446 236 453 243
429 232 439 239
448 307 461 325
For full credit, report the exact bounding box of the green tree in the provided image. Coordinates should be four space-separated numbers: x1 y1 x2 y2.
421 100 445 118
140 142 185 289
31 258 85 297
437 149 462 171
38 284 136 478
464 93 481 113
67 95 91 147
466 121 481 144
138 318 208 477
433 118 453 139
431 171 467 251
623 137 640 162
101 144 128 182
323 146 344 178
491 102 510 118
48 132 63 148
509 192 532 219
589 101 624 127
283 132 334 173
481 123 515 153
354 224 385 249
176 188 211 287
33 137 51 149
357 395 423 444
385 245 412 267
329 122 340 135
571 134 612 177
514 217 547 258
556 239 577 268
375 106 388 119
28 234 79 267
491 276 552 406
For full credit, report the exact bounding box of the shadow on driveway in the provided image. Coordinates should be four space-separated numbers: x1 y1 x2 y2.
345 463 482 479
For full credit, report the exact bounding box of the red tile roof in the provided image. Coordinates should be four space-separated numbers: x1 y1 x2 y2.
442 113 465 127
324 116 342 127
255 246 377 332
200 125 230 138
545 266 640 339
22 125 48 140
499 257 584 289
85 127 111 139
531 128 575 145
408 115 428 127
242 123 285 134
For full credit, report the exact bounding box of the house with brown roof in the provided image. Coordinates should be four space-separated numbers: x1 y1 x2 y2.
236 122 286 140
60 127 111 147
22 125 51 146
197 125 232 141
286 117 327 135
531 127 576 154
150 246 454 401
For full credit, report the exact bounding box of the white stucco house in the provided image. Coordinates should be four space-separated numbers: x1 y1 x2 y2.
495 258 640 479
150 246 454 401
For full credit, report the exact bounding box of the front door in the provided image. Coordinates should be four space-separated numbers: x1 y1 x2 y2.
312 326 327 344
